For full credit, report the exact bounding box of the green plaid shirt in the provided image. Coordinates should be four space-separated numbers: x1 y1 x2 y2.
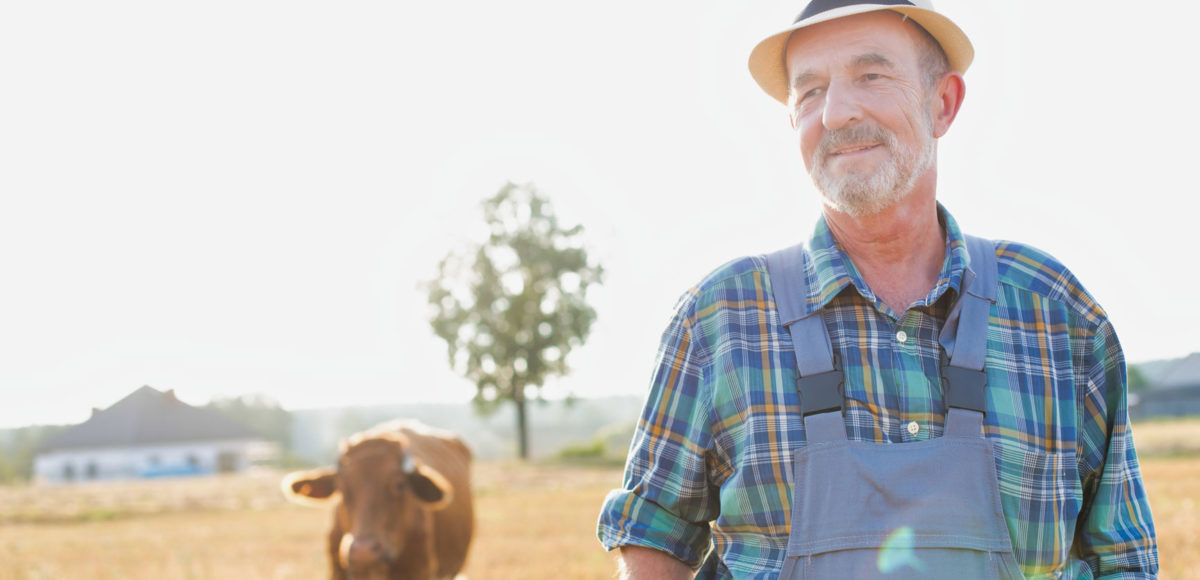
597 205 1157 578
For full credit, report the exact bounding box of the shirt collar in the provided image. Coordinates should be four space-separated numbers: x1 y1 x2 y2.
801 203 970 317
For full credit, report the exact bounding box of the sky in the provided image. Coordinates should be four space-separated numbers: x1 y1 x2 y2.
2 1 1198 429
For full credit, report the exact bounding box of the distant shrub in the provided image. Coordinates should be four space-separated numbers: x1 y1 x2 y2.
0 425 69 485
556 440 607 461
553 421 636 467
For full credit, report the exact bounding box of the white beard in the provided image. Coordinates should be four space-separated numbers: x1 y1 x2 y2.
810 117 936 217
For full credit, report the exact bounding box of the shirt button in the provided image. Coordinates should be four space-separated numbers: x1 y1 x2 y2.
895 330 908 343
906 421 920 435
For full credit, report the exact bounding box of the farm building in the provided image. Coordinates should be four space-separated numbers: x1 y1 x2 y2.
33 386 277 485
1132 352 1200 419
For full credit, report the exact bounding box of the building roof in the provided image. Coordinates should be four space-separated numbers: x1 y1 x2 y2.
38 386 263 452
1157 352 1200 389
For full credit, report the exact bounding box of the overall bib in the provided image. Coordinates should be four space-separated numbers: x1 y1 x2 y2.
767 236 1023 580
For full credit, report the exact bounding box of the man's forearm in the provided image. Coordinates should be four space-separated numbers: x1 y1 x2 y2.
617 546 694 580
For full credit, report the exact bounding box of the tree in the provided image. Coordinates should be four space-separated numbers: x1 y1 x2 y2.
1127 364 1149 393
204 394 296 467
425 182 604 459
0 425 69 485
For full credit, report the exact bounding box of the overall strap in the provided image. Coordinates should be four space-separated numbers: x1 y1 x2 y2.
940 235 998 436
765 244 846 442
768 235 1000 442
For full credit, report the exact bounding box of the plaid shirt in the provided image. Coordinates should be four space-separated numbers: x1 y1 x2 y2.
597 205 1158 578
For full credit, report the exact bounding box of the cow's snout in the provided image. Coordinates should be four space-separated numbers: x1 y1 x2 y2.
349 536 388 568
339 533 391 571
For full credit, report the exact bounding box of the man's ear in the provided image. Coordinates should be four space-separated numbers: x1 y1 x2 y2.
931 71 966 138
408 464 454 510
281 467 339 506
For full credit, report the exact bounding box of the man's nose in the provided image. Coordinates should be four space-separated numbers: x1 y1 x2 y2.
821 80 863 131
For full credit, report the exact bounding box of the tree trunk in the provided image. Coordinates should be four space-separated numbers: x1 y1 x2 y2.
514 395 529 460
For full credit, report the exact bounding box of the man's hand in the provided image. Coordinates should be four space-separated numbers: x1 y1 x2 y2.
617 546 694 580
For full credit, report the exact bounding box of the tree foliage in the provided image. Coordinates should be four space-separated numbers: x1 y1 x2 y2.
1127 364 1149 393
204 393 297 466
0 425 68 485
425 182 604 459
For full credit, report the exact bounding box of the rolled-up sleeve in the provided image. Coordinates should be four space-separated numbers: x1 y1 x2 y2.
1075 319 1158 578
597 292 718 568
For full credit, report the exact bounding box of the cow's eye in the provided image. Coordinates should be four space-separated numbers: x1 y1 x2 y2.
391 478 408 495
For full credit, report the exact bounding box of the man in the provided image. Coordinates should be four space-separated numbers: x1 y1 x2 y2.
597 1 1158 578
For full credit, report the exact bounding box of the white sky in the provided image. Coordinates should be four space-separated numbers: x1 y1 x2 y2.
2 1 1197 428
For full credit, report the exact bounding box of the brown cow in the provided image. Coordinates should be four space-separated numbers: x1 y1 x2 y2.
282 420 474 580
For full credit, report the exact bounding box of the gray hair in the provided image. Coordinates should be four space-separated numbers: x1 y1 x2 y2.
900 14 951 90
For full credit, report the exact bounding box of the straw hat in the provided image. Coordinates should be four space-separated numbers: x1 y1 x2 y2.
748 0 973 104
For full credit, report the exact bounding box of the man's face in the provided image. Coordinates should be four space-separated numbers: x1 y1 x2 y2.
785 12 939 217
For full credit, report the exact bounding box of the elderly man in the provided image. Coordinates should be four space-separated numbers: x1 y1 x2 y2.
596 1 1158 579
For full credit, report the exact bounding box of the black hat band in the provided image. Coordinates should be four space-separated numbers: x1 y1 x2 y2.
797 0 916 23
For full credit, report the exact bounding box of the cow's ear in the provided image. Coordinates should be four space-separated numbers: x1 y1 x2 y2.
408 464 453 510
281 468 339 506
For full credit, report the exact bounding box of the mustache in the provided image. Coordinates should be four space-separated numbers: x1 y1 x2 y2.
814 123 897 164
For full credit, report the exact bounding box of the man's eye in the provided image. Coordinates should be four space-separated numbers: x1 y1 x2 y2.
863 73 883 81
802 87 823 100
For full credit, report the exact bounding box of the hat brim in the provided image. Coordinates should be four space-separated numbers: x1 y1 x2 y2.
748 4 974 105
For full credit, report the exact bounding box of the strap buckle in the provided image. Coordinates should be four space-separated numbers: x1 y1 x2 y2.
940 351 988 414
797 354 844 417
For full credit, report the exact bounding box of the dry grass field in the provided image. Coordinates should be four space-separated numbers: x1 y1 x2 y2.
0 461 620 580
0 420 1195 579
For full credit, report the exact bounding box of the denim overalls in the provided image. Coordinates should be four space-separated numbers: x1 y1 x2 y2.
766 236 1023 579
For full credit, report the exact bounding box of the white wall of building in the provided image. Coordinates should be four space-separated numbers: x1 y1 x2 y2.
33 439 277 485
